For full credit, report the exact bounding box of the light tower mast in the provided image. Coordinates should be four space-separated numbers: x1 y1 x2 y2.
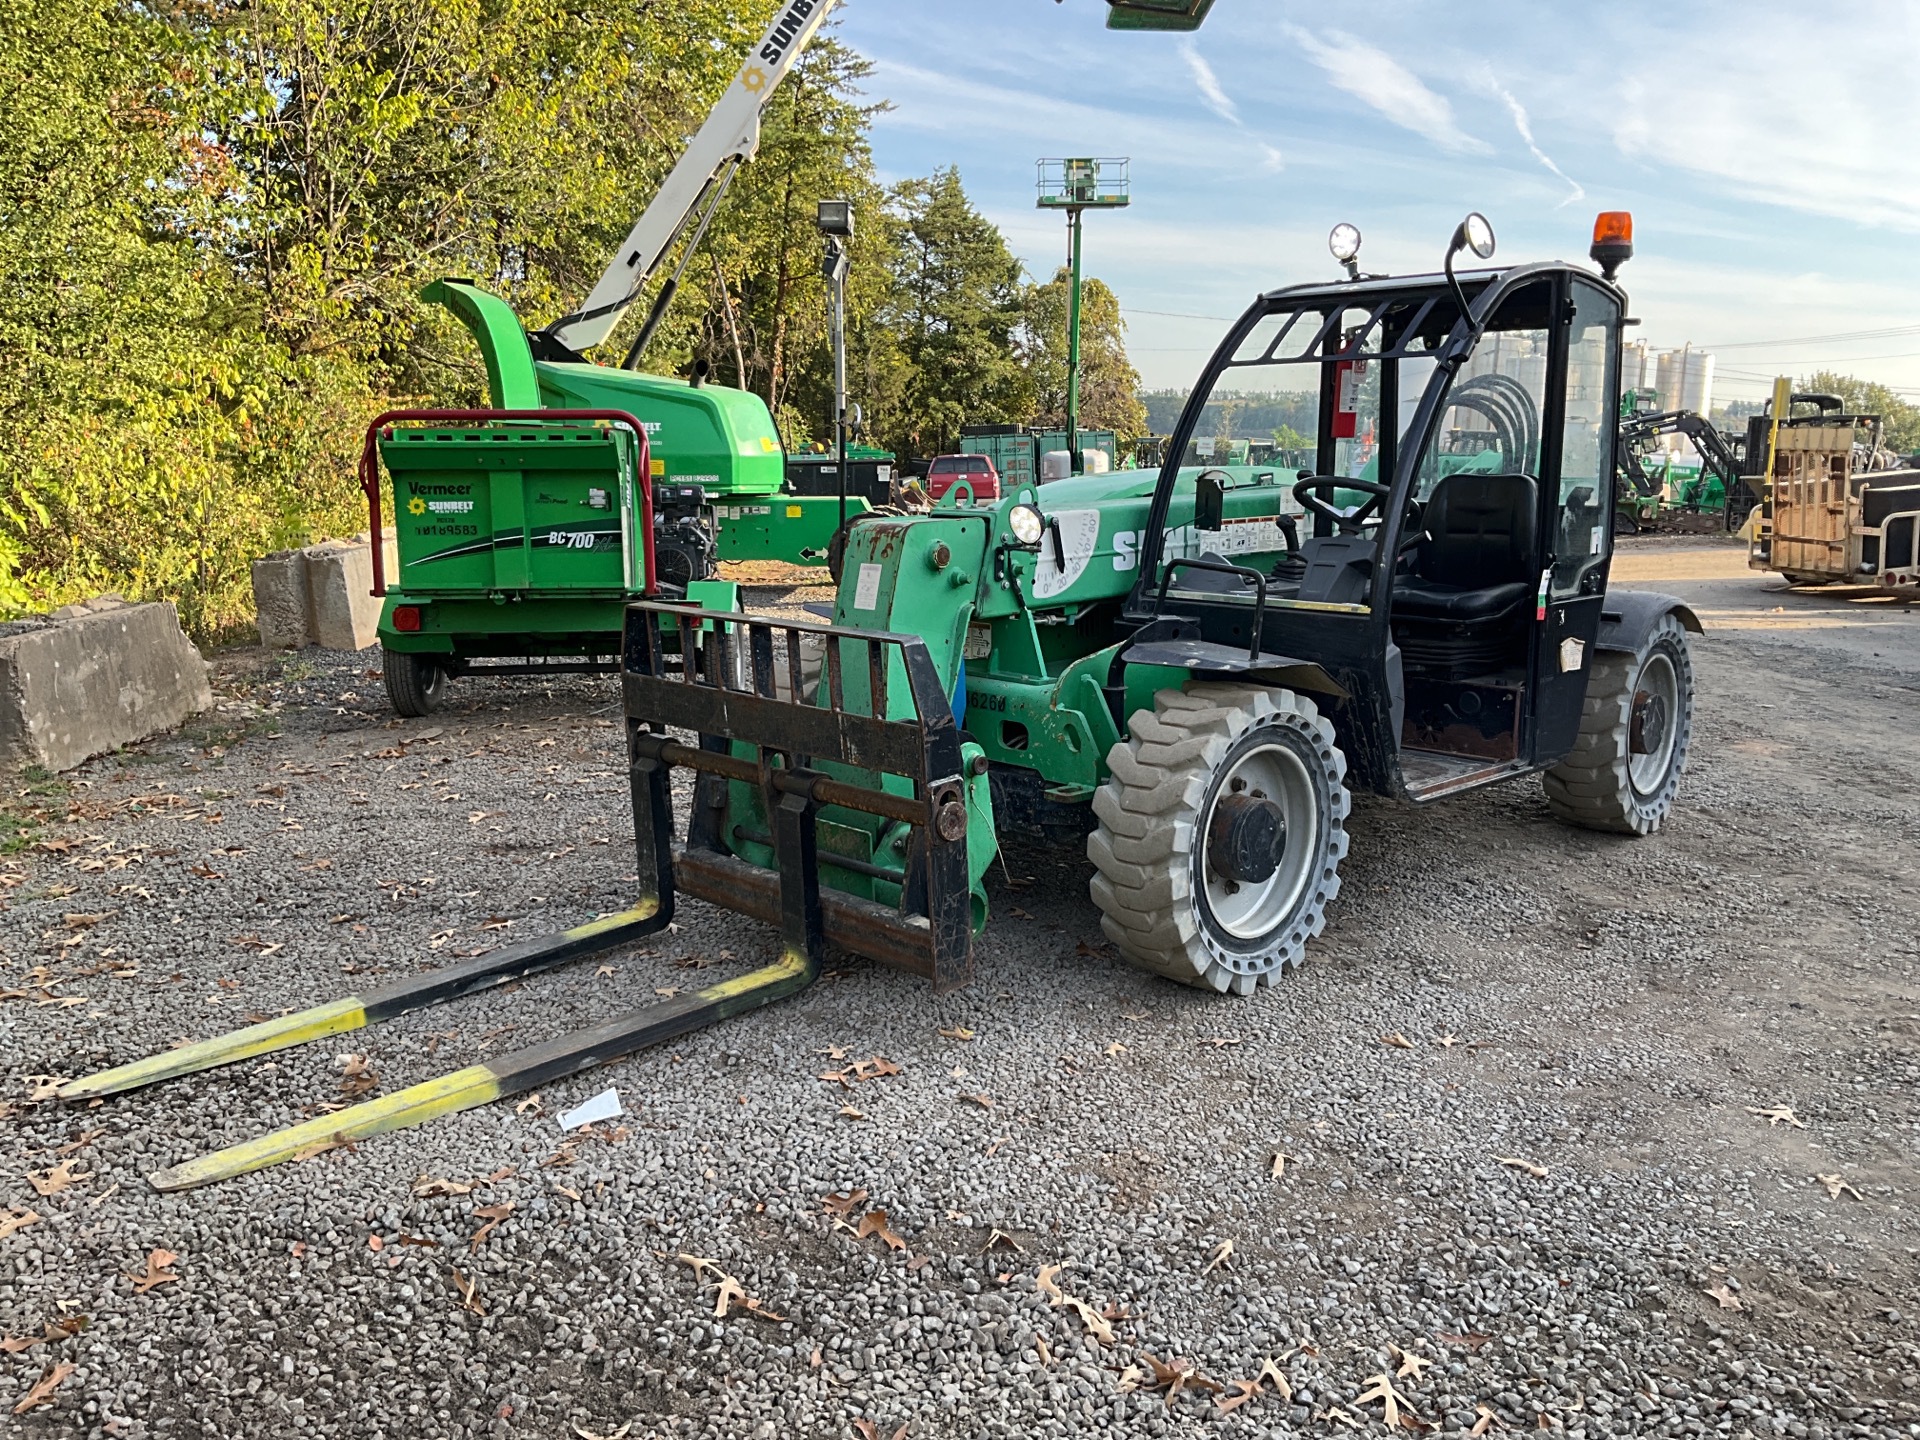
1036 157 1130 473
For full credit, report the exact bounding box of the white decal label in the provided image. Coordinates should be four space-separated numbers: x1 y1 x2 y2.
1560 637 1586 672
1590 525 1604 555
853 561 883 611
1031 509 1102 600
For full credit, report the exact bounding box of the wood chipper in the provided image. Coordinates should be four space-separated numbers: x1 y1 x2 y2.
63 211 1704 1190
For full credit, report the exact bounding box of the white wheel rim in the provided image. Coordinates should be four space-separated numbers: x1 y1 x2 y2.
1630 651 1680 795
1200 738 1319 943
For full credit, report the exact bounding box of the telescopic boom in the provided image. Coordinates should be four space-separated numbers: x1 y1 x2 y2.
545 0 840 358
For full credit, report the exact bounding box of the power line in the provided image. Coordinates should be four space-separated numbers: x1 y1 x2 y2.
1122 307 1235 322
1698 323 1920 351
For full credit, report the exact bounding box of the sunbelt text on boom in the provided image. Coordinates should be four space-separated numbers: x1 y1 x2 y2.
759 0 817 63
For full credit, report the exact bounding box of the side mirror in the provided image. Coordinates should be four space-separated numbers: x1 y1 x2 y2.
1195 470 1225 532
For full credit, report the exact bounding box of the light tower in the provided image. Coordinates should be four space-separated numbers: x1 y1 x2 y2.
1036 157 1129 472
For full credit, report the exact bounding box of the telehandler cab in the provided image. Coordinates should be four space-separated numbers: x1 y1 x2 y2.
65 212 1700 1189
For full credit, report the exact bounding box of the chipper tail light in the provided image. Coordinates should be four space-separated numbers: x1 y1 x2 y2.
392 605 422 632
1590 211 1633 282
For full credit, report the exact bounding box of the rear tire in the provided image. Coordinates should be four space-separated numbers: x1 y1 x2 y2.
383 649 448 717
1543 612 1693 835
1087 683 1349 995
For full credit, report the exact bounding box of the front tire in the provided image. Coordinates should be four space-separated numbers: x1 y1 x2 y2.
1543 612 1694 835
1088 684 1350 995
383 649 449 717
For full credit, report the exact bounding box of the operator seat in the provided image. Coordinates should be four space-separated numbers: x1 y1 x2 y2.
1391 473 1538 677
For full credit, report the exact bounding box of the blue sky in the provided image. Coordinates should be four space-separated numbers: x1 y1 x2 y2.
830 0 1920 405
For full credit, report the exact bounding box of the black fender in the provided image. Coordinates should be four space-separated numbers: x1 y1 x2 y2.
1595 589 1703 656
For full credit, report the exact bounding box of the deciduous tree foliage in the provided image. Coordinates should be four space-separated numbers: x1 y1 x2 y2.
1019 270 1147 444
0 2 1142 635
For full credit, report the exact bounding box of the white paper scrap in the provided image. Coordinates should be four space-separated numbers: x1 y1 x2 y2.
557 1088 623 1131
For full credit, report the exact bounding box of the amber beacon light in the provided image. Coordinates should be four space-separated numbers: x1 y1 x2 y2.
1590 211 1633 281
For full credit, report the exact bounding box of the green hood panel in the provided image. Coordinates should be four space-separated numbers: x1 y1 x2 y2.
536 363 787 496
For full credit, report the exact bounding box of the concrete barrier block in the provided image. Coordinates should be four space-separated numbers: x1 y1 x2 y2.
251 534 396 651
252 550 311 649
307 534 392 651
0 599 213 772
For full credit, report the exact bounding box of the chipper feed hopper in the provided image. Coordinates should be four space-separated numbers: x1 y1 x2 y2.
64 212 1703 1190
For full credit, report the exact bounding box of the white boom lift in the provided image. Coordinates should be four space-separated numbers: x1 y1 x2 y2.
543 0 841 363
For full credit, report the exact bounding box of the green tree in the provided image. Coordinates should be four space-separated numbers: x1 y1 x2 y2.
1798 371 1920 454
1018 269 1148 443
879 168 1028 456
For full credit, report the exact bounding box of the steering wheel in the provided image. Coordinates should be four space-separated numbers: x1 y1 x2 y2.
1292 474 1391 535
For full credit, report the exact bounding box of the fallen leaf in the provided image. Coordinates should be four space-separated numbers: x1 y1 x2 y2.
1103 1041 1126 1058
11 1361 75 1415
1494 1155 1547 1179
959 1093 994 1110
1270 1150 1297 1178
411 1176 479 1198
1436 1033 1462 1049
568 1421 632 1440
837 1105 866 1121
1061 1295 1114 1345
337 1053 378 1099
1379 1032 1416 1049
1355 1372 1418 1430
1436 1331 1492 1352
291 1133 353 1163
1139 1352 1223 1406
1704 1282 1742 1311
1036 1261 1067 1302
1392 1344 1434 1380
1470 1403 1505 1435
981 1228 1025 1254
1034 1335 1052 1365
822 1189 868 1216
1009 905 1036 920
1217 1378 1264 1415
129 1248 179 1294
469 1202 514 1252
1815 1173 1863 1202
1257 1358 1293 1400
28 1160 89 1197
1745 1104 1806 1129
855 1209 908 1253
1201 1036 1244 1049
937 1025 975 1041
1202 1238 1234 1273
552 1184 581 1202
850 1423 909 1440
451 1268 483 1313
515 1095 543 1117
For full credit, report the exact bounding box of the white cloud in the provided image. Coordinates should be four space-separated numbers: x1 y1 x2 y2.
1610 6 1920 233
1480 78 1583 206
1285 26 1487 156
1180 40 1238 124
1258 143 1285 174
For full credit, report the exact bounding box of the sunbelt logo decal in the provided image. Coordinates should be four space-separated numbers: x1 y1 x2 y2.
408 496 473 516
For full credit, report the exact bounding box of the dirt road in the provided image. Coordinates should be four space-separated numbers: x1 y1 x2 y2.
0 539 1914 1438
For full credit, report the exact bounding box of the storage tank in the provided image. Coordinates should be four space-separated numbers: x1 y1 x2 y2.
1655 347 1714 417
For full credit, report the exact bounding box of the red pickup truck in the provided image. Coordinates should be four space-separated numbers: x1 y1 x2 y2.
924 454 1001 504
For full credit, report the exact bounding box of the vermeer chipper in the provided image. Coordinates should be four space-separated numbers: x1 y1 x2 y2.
64 212 1702 1189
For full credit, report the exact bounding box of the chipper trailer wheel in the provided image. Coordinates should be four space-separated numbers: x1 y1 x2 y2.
382 648 449 717
1543 610 1694 836
1088 683 1350 995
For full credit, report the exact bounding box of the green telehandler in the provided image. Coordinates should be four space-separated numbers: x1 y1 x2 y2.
64 210 1701 1190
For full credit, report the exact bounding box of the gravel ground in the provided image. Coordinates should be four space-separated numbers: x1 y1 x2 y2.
1 546 1916 1439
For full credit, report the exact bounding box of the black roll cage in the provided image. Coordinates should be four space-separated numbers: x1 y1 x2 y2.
1125 261 1629 621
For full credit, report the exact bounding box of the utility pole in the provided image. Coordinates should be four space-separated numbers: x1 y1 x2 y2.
817 199 854 538
1036 158 1129 474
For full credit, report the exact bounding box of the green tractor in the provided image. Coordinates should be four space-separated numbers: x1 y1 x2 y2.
64 210 1704 1189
